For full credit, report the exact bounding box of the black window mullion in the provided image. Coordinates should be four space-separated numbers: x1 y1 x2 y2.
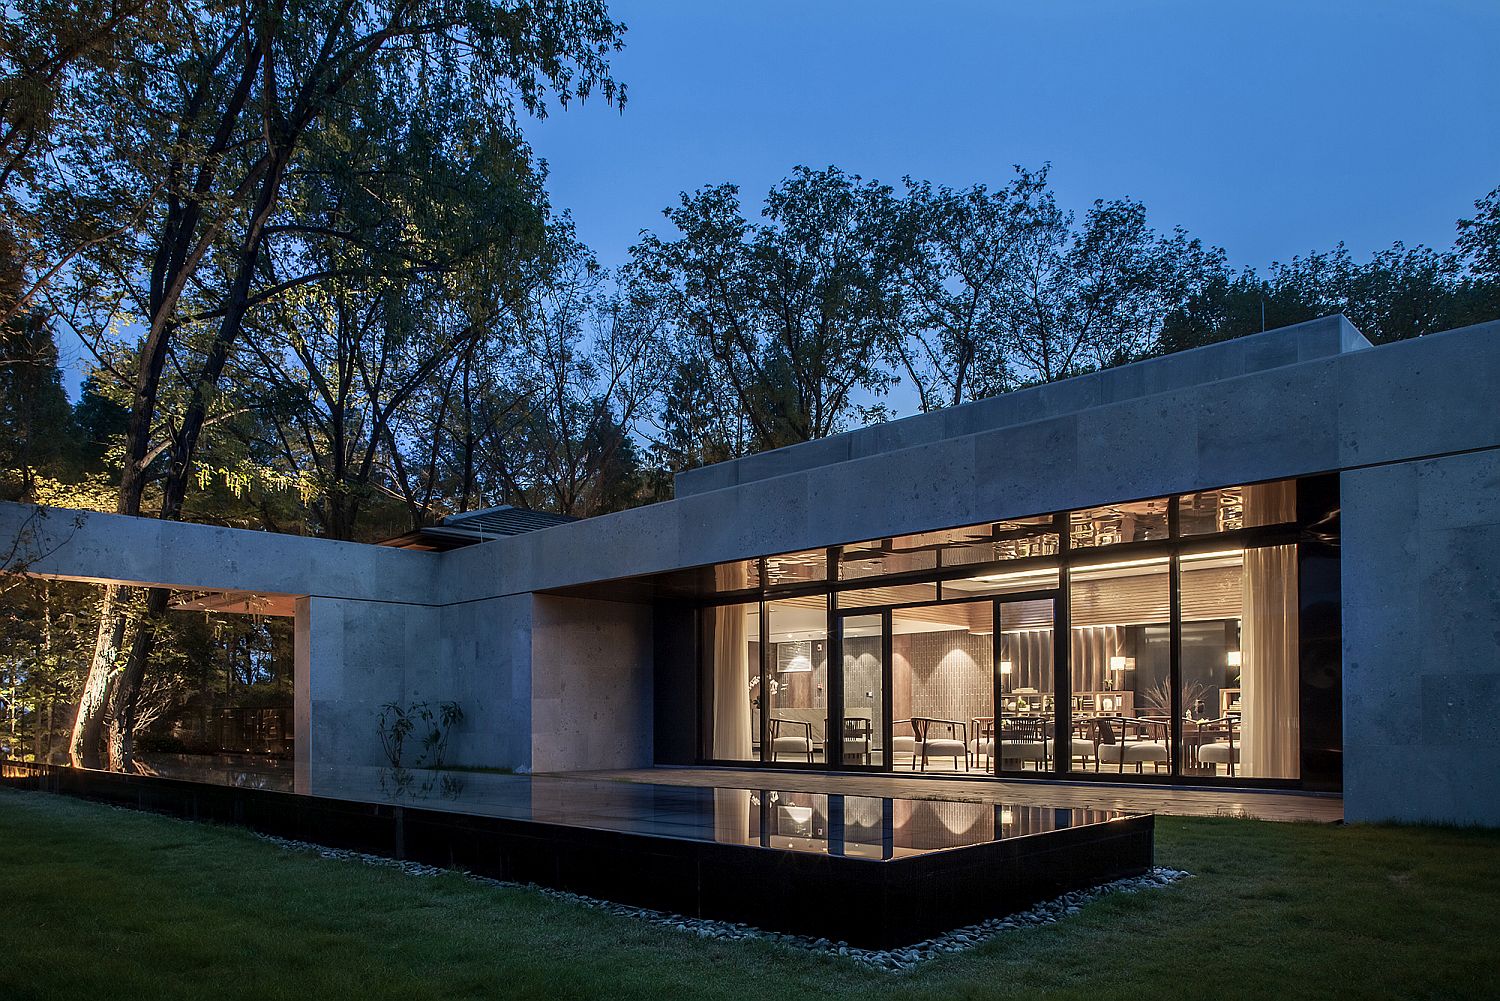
759 596 770 764
992 597 1002 777
1168 553 1183 776
881 607 893 774
826 590 840 770
1054 509 1071 776
1053 582 1070 775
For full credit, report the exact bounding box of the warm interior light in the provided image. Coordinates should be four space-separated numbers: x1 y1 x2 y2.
1072 556 1171 575
971 566 1061 584
1109 655 1128 673
1179 548 1246 563
1226 650 1242 668
999 660 1013 675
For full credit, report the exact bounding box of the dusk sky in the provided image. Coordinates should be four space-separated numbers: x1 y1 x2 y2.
525 0 1500 273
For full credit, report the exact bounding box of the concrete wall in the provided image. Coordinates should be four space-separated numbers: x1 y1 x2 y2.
1342 450 1500 825
0 503 444 603
675 315 1370 496
530 595 654 772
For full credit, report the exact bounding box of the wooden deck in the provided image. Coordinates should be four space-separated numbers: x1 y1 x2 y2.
568 766 1344 823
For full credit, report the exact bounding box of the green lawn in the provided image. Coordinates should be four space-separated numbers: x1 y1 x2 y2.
2 788 1497 1001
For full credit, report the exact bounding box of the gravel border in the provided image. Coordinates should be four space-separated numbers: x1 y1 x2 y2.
255 832 1189 972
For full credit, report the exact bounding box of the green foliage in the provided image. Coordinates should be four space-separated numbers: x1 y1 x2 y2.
376 699 464 770
629 166 905 452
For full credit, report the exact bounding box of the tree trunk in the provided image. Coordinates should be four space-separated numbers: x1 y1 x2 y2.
69 583 128 767
106 586 169 771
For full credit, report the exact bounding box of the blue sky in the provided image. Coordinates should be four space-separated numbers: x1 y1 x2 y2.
526 0 1500 274
55 1 1500 406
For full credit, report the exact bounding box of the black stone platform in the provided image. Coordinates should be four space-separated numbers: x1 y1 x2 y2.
1 760 1153 949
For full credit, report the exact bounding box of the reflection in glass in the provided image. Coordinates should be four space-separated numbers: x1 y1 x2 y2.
892 601 992 773
1070 499 1170 548
765 597 828 763
839 518 1059 580
1179 479 1296 536
764 549 828 585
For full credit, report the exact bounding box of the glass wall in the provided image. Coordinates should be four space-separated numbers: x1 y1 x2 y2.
696 476 1320 786
996 598 1056 772
839 613 885 766
1068 558 1172 774
1179 545 1300 779
892 601 992 772
764 597 828 764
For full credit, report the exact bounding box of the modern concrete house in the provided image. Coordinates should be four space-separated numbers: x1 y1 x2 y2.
5 315 1499 826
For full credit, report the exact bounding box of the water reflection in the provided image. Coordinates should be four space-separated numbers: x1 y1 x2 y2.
727 791 1116 859
69 755 1134 859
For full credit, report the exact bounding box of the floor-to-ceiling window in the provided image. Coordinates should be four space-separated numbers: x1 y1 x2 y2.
697 476 1329 788
891 601 993 773
1069 557 1172 775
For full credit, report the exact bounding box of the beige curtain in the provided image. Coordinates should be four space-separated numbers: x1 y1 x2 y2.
1243 480 1296 527
1241 544 1299 778
710 562 753 760
713 787 751 845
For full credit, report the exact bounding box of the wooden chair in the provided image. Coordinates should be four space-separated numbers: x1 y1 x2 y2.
841 715 873 765
769 717 814 763
1194 716 1240 776
969 716 995 770
1092 716 1169 774
910 717 969 771
997 715 1050 771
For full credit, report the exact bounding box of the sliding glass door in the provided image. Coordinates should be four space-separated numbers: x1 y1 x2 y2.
835 612 886 768
993 596 1060 776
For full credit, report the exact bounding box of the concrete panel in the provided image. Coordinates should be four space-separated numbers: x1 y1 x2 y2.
1342 450 1500 826
530 595 653 772
1337 321 1500 468
805 435 977 546
972 414 1080 522
673 315 1366 498
439 594 533 771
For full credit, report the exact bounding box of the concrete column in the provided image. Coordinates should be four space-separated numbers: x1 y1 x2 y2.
1342 450 1500 825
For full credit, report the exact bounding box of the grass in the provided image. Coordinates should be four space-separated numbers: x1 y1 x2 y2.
2 788 1497 1001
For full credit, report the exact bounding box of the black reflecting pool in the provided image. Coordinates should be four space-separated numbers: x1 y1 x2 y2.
1 760 1153 948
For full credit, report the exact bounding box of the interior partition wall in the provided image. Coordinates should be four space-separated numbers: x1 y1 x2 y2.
696 475 1341 791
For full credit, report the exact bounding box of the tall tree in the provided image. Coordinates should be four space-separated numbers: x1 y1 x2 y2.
629 167 909 456
997 166 1223 385
23 0 627 769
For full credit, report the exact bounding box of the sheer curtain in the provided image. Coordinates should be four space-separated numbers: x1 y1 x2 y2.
1241 543 1299 778
710 563 753 760
713 787 751 844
